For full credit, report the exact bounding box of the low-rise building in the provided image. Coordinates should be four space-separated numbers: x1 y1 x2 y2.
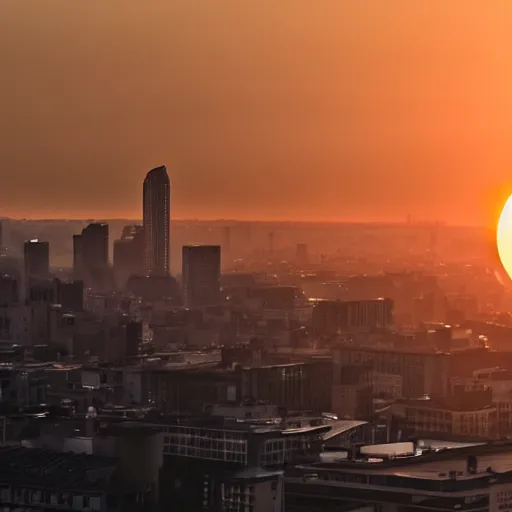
389 389 497 439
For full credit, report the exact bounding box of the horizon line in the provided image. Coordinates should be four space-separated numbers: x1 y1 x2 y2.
0 216 491 230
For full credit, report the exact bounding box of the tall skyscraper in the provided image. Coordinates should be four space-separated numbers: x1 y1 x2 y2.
24 239 50 280
143 166 170 275
182 245 221 308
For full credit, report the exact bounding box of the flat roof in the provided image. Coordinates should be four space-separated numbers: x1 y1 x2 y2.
302 441 512 480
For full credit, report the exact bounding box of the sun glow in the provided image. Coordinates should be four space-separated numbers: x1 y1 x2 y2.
497 195 512 279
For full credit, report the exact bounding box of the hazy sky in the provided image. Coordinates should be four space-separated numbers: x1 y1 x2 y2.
2 1 512 226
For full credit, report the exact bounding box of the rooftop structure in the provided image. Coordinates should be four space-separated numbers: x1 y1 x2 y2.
285 441 512 512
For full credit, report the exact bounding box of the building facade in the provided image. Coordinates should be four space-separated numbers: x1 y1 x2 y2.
313 298 394 336
143 166 170 276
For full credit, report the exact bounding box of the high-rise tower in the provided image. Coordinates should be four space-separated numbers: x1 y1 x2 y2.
143 166 170 275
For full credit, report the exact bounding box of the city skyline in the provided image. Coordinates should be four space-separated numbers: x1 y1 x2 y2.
2 2 512 228
2 3 512 511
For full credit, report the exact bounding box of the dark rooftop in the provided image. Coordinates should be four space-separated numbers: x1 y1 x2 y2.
0 446 116 490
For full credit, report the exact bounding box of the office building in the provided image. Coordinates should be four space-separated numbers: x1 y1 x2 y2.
27 277 56 303
0 444 158 511
143 166 170 275
390 390 497 439
55 279 84 312
24 239 50 280
81 223 109 271
296 243 308 264
312 298 394 335
0 274 18 306
285 442 512 512
182 245 221 308
113 224 144 288
159 416 317 511
73 223 109 288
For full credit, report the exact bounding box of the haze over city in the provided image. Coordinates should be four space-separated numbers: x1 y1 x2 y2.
3 1 512 226
5 3 512 512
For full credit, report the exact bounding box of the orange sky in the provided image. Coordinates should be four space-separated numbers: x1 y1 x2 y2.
2 1 512 226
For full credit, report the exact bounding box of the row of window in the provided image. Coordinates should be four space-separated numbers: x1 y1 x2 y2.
0 487 102 511
165 444 248 464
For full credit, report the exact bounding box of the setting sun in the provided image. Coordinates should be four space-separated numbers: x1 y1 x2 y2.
497 194 512 279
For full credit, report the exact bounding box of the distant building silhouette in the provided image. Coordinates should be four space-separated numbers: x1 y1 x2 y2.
312 298 394 336
55 279 84 312
268 231 275 255
222 226 231 255
24 239 50 281
182 245 221 308
72 234 84 281
113 224 144 288
73 223 109 288
143 166 170 275
0 274 18 306
296 243 308 264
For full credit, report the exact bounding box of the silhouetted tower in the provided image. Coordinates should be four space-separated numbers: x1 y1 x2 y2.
268 232 275 255
73 223 109 288
222 226 231 254
73 234 84 280
143 166 170 275
296 243 308 265
113 225 144 287
24 239 50 280
430 228 438 256
82 223 109 271
182 245 221 308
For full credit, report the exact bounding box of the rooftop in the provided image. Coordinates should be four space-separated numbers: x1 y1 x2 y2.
301 440 512 481
0 446 116 490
